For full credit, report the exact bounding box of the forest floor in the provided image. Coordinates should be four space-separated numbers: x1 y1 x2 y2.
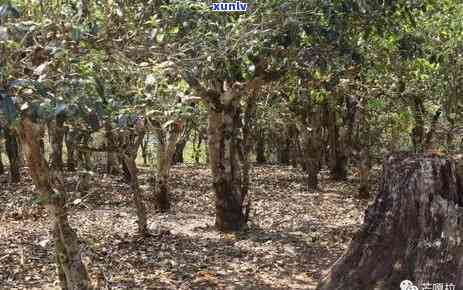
0 164 370 290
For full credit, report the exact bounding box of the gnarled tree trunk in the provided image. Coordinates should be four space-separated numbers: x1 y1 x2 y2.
186 76 271 232
208 100 247 231
20 115 91 290
122 154 148 235
152 120 183 212
119 128 148 235
318 152 463 290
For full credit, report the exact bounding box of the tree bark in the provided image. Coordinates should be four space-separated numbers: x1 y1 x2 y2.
120 155 131 182
357 147 371 199
141 134 149 166
0 145 4 175
299 109 323 191
77 133 92 171
19 115 91 290
152 121 183 212
173 133 187 164
411 95 425 153
48 115 66 170
208 100 247 231
288 124 301 168
328 94 357 181
328 112 348 181
301 134 321 190
276 132 291 165
4 126 20 183
65 128 79 172
423 108 442 152
240 95 257 222
186 77 267 232
192 129 203 164
318 152 463 290
119 128 148 235
104 122 120 175
329 121 348 181
255 130 266 164
122 154 148 235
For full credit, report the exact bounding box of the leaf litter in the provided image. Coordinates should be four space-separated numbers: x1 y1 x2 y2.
0 165 368 289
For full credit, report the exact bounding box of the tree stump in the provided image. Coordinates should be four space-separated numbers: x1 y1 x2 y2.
318 152 463 290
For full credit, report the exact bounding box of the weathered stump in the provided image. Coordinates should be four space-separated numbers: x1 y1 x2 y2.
318 152 463 290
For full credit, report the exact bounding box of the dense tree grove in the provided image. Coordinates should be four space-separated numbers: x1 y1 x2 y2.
0 0 462 289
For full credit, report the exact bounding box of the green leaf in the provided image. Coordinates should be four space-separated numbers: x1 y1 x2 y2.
156 33 165 43
169 26 180 34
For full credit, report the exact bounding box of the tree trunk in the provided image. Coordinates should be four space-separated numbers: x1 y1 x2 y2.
288 125 300 168
299 112 323 191
411 95 425 153
0 147 4 175
120 155 131 182
19 115 91 290
327 105 347 181
423 108 442 152
153 121 183 212
104 122 120 175
173 139 186 164
192 129 202 164
16 139 26 167
78 0 89 23
208 101 246 231
240 95 257 222
77 133 92 171
328 94 356 181
173 127 189 165
318 152 463 290
357 147 371 199
118 128 148 235
276 133 291 165
255 131 266 164
141 134 149 166
48 116 66 170
122 154 148 235
4 127 20 183
303 147 320 190
329 124 348 181
65 128 79 172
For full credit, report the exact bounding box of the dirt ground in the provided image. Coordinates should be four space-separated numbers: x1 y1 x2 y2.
0 164 369 289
